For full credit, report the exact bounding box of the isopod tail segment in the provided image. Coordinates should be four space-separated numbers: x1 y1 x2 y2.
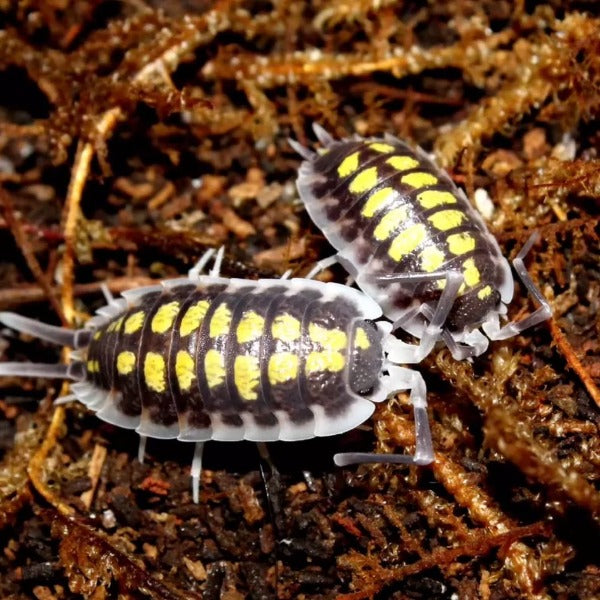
293 124 552 363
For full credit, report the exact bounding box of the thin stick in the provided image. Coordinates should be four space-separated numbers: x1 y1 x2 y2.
61 108 123 325
549 318 600 409
0 187 67 324
0 276 158 310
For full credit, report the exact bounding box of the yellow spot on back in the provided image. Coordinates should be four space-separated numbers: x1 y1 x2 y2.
268 353 299 385
369 142 395 153
349 166 378 194
373 206 408 241
428 209 466 231
116 351 135 375
107 317 124 333
417 190 457 209
93 330 102 340
175 350 195 391
309 323 347 351
209 303 232 338
401 171 438 188
388 224 427 261
180 300 210 337
354 328 371 350
362 187 397 218
477 285 493 300
463 258 481 287
151 301 180 334
337 151 360 177
272 314 301 342
234 355 260 400
420 246 446 272
386 156 419 171
237 311 265 344
124 311 145 334
306 351 345 374
86 360 99 373
144 352 166 393
205 349 225 389
448 232 476 255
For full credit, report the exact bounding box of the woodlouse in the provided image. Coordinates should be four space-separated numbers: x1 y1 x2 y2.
291 126 551 363
0 249 433 502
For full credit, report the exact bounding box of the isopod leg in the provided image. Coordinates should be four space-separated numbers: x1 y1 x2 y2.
383 270 463 363
137 434 147 464
305 255 339 280
288 137 316 160
484 231 551 340
312 123 335 147
209 246 225 277
191 441 205 504
188 247 216 279
333 366 433 466
100 282 114 304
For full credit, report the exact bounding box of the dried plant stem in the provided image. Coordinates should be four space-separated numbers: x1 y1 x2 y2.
60 108 122 324
549 318 600 410
0 187 66 323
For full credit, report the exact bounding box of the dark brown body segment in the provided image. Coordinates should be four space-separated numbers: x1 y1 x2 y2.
83 279 383 442
296 137 513 332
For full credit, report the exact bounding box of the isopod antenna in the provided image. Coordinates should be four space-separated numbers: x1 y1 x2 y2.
0 311 89 381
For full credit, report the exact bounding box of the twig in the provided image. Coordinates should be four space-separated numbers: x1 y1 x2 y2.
0 187 67 324
548 317 600 409
60 107 123 325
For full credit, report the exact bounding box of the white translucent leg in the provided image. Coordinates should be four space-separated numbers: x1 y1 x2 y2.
383 271 463 364
334 366 433 466
53 394 76 405
483 232 551 341
209 246 225 277
312 123 335 147
442 329 482 360
191 441 205 504
137 434 147 464
288 137 316 160
188 248 216 279
305 255 338 280
100 282 114 304
420 305 488 360
280 269 292 280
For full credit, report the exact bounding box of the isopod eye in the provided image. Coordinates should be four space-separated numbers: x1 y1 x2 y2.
348 320 383 395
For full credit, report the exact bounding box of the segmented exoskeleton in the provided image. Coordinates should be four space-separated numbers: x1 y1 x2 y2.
291 126 551 362
0 249 433 502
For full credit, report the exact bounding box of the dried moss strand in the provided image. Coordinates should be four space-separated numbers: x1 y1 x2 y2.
27 406 74 517
549 318 600 410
